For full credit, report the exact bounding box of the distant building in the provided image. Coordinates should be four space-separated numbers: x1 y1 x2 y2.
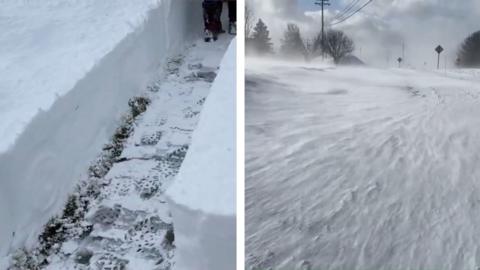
338 55 365 66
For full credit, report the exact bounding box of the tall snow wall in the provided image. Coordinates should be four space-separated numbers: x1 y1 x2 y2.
0 0 201 257
167 39 236 270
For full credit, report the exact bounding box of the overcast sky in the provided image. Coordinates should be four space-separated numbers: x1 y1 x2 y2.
247 0 480 68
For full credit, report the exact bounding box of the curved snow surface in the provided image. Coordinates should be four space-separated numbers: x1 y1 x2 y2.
246 60 480 270
0 0 202 258
167 39 236 270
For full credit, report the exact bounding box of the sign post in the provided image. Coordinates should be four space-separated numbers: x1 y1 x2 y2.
397 57 403 68
435 45 444 70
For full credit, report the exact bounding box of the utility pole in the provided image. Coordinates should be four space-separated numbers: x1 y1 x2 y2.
315 0 330 58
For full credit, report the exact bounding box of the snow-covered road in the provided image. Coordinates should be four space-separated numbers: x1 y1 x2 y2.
246 60 480 270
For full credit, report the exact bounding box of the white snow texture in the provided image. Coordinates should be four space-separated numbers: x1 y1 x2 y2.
246 59 480 270
167 39 236 270
168 39 236 216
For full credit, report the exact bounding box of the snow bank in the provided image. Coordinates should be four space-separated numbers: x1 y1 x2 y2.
0 0 155 154
0 0 202 257
167 39 236 270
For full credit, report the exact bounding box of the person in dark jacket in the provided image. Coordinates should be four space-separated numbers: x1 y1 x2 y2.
227 0 236 35
203 0 223 42
202 0 236 42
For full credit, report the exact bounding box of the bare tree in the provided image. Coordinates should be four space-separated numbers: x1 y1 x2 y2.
245 4 255 38
320 29 355 63
457 30 480 67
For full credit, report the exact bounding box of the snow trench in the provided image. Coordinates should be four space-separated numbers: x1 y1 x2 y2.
0 0 201 257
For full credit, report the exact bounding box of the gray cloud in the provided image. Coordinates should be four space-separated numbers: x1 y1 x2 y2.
247 0 480 67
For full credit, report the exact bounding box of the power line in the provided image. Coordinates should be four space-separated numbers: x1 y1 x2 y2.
329 0 374 26
331 0 361 22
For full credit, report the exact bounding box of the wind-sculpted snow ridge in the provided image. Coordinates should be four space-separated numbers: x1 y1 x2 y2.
246 60 480 270
6 36 232 270
0 0 202 260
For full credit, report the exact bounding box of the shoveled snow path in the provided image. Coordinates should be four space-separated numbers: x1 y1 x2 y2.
246 61 480 270
38 36 232 270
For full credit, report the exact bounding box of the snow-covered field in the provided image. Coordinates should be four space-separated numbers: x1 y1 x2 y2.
246 59 480 270
0 0 211 263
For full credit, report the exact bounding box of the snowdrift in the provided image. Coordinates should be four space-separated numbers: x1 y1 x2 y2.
167 40 236 270
245 60 480 269
0 0 202 257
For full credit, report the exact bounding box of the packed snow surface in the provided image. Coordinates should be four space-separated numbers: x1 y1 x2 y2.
0 0 162 154
246 59 480 270
167 39 236 216
39 35 233 270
